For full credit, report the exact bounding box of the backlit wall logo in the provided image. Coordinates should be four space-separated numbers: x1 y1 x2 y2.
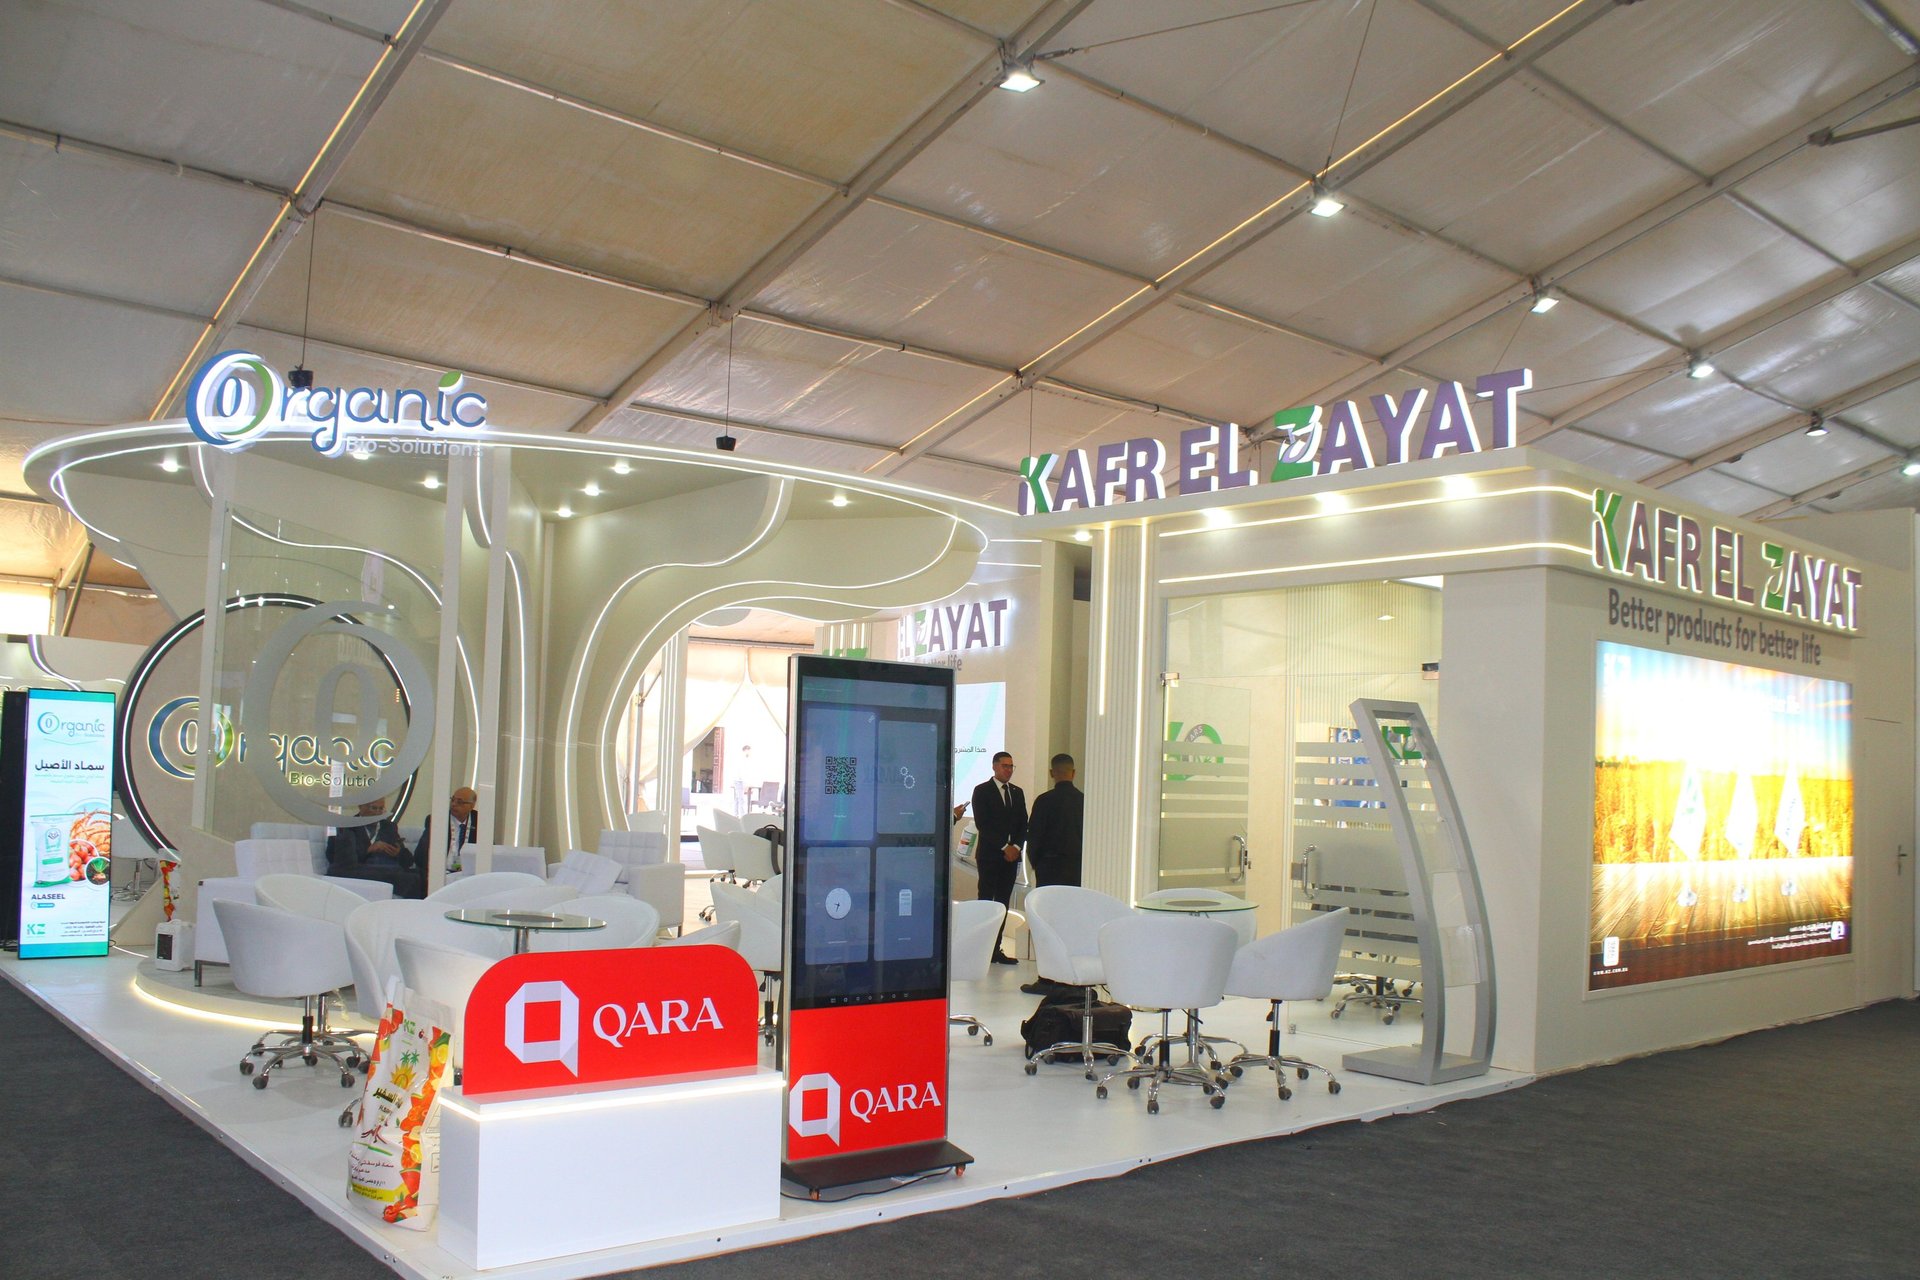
184 348 489 457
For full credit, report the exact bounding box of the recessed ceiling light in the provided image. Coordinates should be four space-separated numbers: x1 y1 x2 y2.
583 482 601 496
556 505 574 519
611 460 632 475
1529 291 1558 314
1902 460 1920 478
1316 491 1350 512
1687 356 1715 380
159 457 181 473
1377 612 1395 622
829 494 849 508
999 66 1042 92
1203 507 1232 528
1072 530 1092 543
422 475 440 490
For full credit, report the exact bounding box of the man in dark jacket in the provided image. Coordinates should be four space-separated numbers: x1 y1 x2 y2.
414 787 479 876
326 795 424 898
956 750 1026 964
1025 753 1083 888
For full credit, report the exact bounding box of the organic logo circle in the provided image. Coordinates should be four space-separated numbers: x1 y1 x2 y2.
185 350 281 449
35 711 58 735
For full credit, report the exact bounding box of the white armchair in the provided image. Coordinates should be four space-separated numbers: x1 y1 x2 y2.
627 861 687 936
550 849 621 895
194 841 393 984
428 872 546 905
597 829 669 884
1023 886 1136 1077
344 899 510 1020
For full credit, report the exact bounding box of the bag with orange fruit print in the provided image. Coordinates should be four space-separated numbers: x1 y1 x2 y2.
346 990 454 1230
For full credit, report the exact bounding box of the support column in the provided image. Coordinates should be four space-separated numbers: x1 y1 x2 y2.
424 457 468 895
470 450 512 873
659 630 690 856
1080 524 1158 904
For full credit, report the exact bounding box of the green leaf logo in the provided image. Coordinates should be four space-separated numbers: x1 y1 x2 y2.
438 371 462 389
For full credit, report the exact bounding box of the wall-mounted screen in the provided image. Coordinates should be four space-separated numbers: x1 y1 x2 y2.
6 689 117 958
1591 642 1852 990
952 681 1004 802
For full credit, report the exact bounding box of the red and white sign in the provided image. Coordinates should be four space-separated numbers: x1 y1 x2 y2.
463 946 759 1097
784 1000 949 1160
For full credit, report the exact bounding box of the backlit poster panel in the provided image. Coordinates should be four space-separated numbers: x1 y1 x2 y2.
15 689 116 958
952 681 1004 802
1590 643 1851 990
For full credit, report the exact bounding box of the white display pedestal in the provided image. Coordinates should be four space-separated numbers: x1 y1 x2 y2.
438 1068 784 1269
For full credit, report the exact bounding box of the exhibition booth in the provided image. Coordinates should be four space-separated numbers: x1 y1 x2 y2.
4 360 1917 1274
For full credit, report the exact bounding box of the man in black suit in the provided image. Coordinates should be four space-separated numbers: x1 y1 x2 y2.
1025 753 1083 888
326 796 424 898
957 750 1026 964
414 786 479 876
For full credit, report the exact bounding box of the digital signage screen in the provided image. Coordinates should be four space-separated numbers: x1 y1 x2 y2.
1591 642 1851 990
785 657 952 1011
9 689 117 958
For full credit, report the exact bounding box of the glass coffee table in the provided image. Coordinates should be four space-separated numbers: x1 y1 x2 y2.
1135 896 1256 916
444 907 606 954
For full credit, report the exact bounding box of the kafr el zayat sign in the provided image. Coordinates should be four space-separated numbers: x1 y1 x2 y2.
1015 367 1534 514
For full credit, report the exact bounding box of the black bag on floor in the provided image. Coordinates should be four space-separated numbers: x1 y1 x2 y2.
1020 990 1132 1061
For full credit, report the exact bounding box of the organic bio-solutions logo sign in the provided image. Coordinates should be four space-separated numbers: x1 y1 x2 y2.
185 350 488 456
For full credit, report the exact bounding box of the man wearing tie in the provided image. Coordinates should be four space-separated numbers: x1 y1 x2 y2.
414 787 479 876
957 751 1027 964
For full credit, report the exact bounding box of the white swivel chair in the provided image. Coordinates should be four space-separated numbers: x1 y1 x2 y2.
395 937 499 1072
711 881 782 1042
727 832 778 885
550 850 621 896
628 861 687 937
1224 907 1352 1099
527 895 659 950
694 825 735 876
664 920 740 949
213 899 363 1093
1024 886 1136 1078
255 874 370 928
427 872 546 905
194 845 393 985
1096 914 1239 1113
344 899 510 1020
739 810 781 833
708 810 744 834
950 900 1006 1046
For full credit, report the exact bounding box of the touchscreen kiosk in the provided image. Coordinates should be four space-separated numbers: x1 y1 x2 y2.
1 688 117 958
780 656 969 1191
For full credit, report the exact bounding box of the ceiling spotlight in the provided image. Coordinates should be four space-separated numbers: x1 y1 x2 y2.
422 475 440 490
1529 290 1558 314
1902 459 1920 478
999 63 1042 92
288 366 315 391
715 433 737 452
159 456 181 473
1072 529 1092 543
829 494 850 508
612 460 632 475
583 481 601 496
556 505 574 519
1687 355 1715 380
1804 413 1829 438
1309 181 1344 217
1377 612 1396 622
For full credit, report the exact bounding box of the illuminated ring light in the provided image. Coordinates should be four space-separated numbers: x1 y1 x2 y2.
116 595 418 852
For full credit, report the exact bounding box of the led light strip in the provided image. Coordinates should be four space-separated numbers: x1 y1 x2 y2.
1157 483 1593 538
1159 541 1593 586
441 1072 778 1122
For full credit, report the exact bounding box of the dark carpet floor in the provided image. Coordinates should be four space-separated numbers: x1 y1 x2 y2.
3 978 1914 1280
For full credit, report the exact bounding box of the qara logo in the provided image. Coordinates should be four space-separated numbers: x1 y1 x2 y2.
787 1071 943 1147
504 980 581 1076
184 348 489 456
787 1073 842 1145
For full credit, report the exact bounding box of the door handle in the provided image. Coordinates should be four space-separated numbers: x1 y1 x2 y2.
1227 834 1249 884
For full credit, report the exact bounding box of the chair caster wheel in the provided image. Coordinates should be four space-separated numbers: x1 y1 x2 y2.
239 1060 254 1076
1096 1086 1108 1100
983 1034 993 1047
344 1054 361 1069
1146 1098 1159 1115
1277 1085 1292 1100
1085 1069 1097 1081
338 1109 354 1128
341 1073 356 1088
1024 1061 1038 1076
1330 1008 1343 1020
303 1052 317 1066
1228 1065 1243 1078
253 1075 269 1090
1210 1094 1226 1110
968 1025 980 1037
1328 1080 1342 1095
1384 1014 1397 1026
1296 1067 1309 1080
1105 1054 1121 1065
1127 1076 1140 1090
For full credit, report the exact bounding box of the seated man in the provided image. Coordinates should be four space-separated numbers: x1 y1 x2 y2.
326 796 425 898
414 787 478 876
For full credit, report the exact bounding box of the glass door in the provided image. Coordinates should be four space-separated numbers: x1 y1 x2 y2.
1155 679 1253 898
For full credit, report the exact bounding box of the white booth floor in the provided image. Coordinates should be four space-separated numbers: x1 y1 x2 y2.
2 950 1528 1278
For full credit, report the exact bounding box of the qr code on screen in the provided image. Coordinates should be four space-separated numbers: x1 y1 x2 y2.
824 755 857 795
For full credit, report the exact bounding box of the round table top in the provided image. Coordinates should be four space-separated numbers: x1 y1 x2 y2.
1135 896 1257 913
444 908 607 932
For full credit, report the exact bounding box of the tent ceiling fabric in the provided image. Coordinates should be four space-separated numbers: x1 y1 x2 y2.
3 0 1920 587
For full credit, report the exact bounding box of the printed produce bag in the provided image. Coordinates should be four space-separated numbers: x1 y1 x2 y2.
346 996 453 1230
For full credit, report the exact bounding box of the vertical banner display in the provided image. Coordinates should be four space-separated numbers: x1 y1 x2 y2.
781 657 969 1189
3 689 117 957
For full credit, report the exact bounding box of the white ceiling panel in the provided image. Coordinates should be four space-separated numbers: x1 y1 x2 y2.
1530 429 1673 483
1420 0 1576 45
883 70 1290 280
1579 376 1779 459
751 201 1137 370
1718 423 1893 496
1347 77 1691 269
0 283 201 424
634 317 1003 448
229 324 592 436
240 210 697 398
0 0 380 187
1055 298 1368 425
1874 257 1920 306
1535 0 1914 175
1565 200 1841 346
921 0 1050 38
889 455 1007 507
1662 467 1786 515
1810 468 1920 514
1842 380 1920 449
945 388 1174 469
330 57 824 300
1720 287 1920 408
428 0 990 184
598 408 884 477
1415 297 1675 421
1736 95 1920 265
1189 206 1515 356
0 134 282 314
